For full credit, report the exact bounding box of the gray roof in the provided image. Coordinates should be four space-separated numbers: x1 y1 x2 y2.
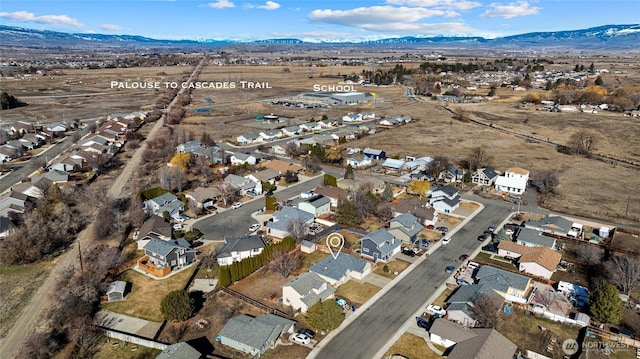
525 216 574 234
515 228 557 248
447 283 502 305
0 217 17 233
177 140 203 153
267 207 314 231
106 281 127 295
156 342 201 359
391 213 419 228
232 152 254 161
446 302 476 318
239 132 262 140
363 147 384 156
309 253 369 281
300 240 315 249
284 272 330 295
218 314 295 352
148 192 179 206
437 185 459 197
225 174 256 191
481 167 498 179
448 328 517 359
216 235 266 258
305 195 331 208
251 168 280 182
138 216 172 240
144 238 191 257
476 266 530 292
430 318 478 342
382 158 405 169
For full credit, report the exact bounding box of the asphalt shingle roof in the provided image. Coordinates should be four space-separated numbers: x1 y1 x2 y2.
215 235 266 258
309 253 368 282
218 314 294 352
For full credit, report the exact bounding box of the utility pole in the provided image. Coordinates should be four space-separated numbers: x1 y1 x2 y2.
625 195 630 217
78 240 84 274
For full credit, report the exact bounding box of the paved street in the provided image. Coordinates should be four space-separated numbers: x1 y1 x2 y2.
311 194 512 359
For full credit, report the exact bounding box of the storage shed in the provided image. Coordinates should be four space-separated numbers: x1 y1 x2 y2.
106 281 128 302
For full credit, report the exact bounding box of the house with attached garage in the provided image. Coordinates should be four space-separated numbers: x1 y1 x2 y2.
230 152 257 166
472 167 499 186
224 174 262 196
297 195 331 217
309 253 372 286
385 197 438 227
263 159 305 175
446 281 505 327
429 185 460 213
140 238 196 276
217 314 296 356
312 186 349 208
282 272 335 313
184 186 220 211
494 167 529 194
259 129 282 141
135 215 173 249
143 192 185 219
523 215 581 238
0 191 34 217
429 318 517 359
475 266 531 303
387 213 425 243
281 125 301 137
176 140 204 154
497 241 562 280
236 132 263 145
345 155 372 168
382 158 405 173
363 147 386 160
215 235 267 266
439 165 466 183
246 168 280 185
360 229 402 263
266 207 314 239
514 227 557 249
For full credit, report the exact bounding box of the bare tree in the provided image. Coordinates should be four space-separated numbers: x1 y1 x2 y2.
467 146 491 171
567 130 598 157
606 255 640 295
267 249 302 278
575 245 604 266
351 189 376 220
471 294 502 328
285 141 301 157
425 155 451 180
215 182 238 206
286 216 308 243
452 107 469 122
531 170 560 195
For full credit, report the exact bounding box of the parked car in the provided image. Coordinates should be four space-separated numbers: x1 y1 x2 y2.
298 328 316 339
482 244 498 253
478 234 487 241
206 205 218 212
441 237 452 245
290 333 310 345
249 223 261 232
445 265 455 273
487 225 496 232
426 224 435 230
505 229 515 235
436 226 449 233
231 202 243 209
402 248 418 257
426 304 447 316
173 223 183 230
458 254 469 262
416 317 429 329
192 241 203 248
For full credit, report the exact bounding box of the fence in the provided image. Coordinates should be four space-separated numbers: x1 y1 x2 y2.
586 326 640 348
100 327 168 351
219 287 292 319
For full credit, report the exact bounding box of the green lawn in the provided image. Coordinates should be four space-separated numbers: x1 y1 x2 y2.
101 265 197 322
335 281 380 307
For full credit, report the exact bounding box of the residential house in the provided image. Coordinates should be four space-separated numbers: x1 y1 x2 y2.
475 266 531 303
471 167 498 186
360 229 401 263
497 241 562 280
0 216 17 239
0 145 17 162
266 207 314 239
259 129 282 141
46 122 69 135
246 168 280 185
429 319 517 359
176 140 204 154
313 134 336 146
446 281 505 327
0 191 33 217
157 342 202 359
136 215 172 249
439 165 466 183
342 113 362 122
236 133 263 145
429 185 461 213
312 186 349 208
494 167 529 194
281 125 301 137
363 147 386 160
263 159 305 175
215 235 267 266
230 152 257 166
309 253 372 286
50 156 84 172
31 169 69 185
381 158 405 173
317 119 337 128
344 155 372 168
271 144 286 156
105 281 128 302
282 272 335 313
404 156 433 172
514 228 557 248
143 192 185 219
297 195 331 217
10 120 35 135
224 174 262 196
524 215 579 238
142 238 196 273
385 197 438 226
387 213 424 243
184 186 220 210
217 314 296 356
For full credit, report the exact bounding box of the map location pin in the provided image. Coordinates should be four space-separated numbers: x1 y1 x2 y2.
326 232 345 260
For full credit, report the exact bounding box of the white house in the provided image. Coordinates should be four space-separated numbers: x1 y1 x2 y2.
497 241 562 280
266 207 314 239
429 185 460 214
345 155 372 168
215 235 267 266
236 133 263 145
297 195 332 217
230 152 257 166
224 174 262 196
282 272 335 313
472 167 499 186
495 167 529 194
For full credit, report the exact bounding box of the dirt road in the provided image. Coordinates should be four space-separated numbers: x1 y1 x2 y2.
0 55 207 358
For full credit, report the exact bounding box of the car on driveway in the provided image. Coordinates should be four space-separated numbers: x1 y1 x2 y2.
249 223 261 232
426 304 447 316
290 333 310 345
231 202 243 209
416 317 429 329
445 265 455 273
426 224 435 230
402 247 418 257
173 223 183 230
478 234 487 241
298 328 316 339
441 237 451 245
458 254 469 262
436 226 449 233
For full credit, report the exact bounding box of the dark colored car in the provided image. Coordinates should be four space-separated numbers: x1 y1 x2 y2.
416 317 429 329
298 328 316 338
482 244 498 253
487 225 496 232
458 254 469 261
445 265 455 273
402 248 417 257
436 226 449 233
478 234 487 241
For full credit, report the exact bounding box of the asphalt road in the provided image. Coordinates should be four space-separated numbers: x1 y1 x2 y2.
313 194 512 359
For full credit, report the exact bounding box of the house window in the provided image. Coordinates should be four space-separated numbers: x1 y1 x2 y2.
362 247 369 253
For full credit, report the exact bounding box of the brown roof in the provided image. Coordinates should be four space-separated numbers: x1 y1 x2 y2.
449 328 517 359
386 197 435 221
263 159 304 174
497 241 562 272
185 186 221 203
505 167 529 175
138 215 172 240
313 186 348 200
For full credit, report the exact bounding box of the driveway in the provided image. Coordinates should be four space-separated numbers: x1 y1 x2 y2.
96 310 162 339
363 272 392 288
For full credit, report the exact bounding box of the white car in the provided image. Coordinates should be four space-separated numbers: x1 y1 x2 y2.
290 333 310 345
441 237 452 245
249 223 261 232
173 224 183 230
231 202 243 209
426 304 447 316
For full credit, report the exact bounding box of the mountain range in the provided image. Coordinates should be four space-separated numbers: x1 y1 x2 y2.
1 24 639 50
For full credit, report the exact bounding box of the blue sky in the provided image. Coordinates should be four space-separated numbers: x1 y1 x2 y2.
1 0 638 41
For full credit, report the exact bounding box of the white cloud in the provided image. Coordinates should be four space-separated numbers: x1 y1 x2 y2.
309 6 446 26
207 0 235 9
480 1 540 18
386 0 482 11
100 24 122 31
0 11 83 27
258 1 280 10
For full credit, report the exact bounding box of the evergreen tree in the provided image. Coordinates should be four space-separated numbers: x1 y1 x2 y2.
589 280 623 324
595 76 604 86
323 174 338 187
344 164 355 180
160 290 195 321
381 184 394 202
218 266 231 287
589 63 595 72
336 200 362 228
307 301 345 332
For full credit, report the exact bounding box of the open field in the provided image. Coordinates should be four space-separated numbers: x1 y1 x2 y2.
101 265 197 322
0 261 53 339
385 333 442 359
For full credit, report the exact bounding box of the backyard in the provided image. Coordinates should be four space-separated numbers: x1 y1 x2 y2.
101 265 197 322
92 337 161 359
